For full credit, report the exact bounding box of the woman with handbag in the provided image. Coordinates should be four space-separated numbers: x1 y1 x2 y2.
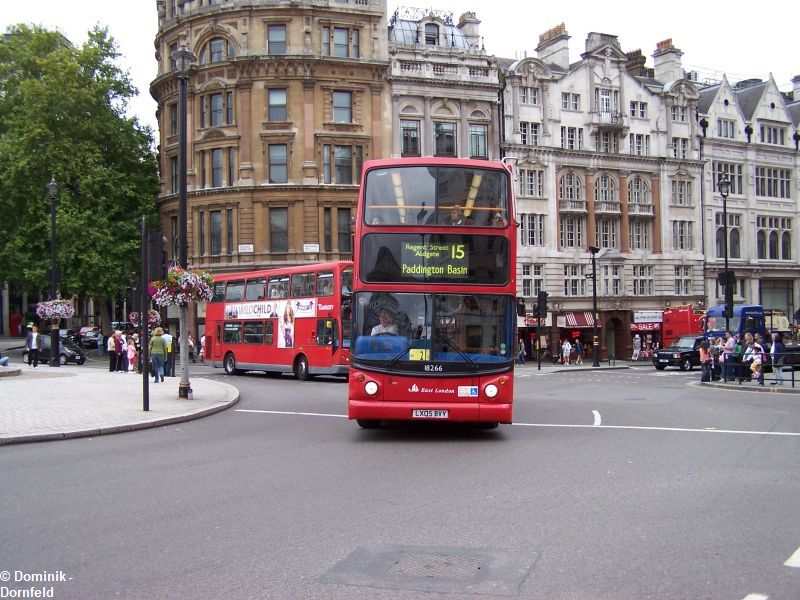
699 340 712 382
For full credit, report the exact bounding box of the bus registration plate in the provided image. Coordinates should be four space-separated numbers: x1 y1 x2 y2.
412 409 448 419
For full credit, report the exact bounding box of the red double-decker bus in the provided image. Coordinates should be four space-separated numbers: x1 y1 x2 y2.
204 261 353 379
348 157 517 428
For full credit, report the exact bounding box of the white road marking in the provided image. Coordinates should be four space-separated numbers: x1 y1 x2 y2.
592 410 602 426
784 545 800 567
742 594 769 600
236 410 800 437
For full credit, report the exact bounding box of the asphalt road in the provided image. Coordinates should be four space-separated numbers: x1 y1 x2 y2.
2 364 799 600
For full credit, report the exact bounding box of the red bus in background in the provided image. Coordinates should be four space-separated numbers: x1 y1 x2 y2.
662 306 704 348
204 261 353 379
348 157 518 429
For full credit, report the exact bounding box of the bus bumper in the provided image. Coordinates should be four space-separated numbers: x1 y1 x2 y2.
348 400 512 423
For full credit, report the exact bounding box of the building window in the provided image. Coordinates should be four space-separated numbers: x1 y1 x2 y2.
561 92 579 110
211 148 224 187
334 145 353 184
627 177 649 205
674 266 692 295
520 122 539 146
559 172 582 200
171 216 178 261
598 131 619 153
332 91 352 123
337 209 352 252
594 175 616 204
717 118 735 138
755 167 791 199
199 37 234 65
672 220 693 250
226 208 234 254
561 126 583 150
712 162 744 195
268 89 287 121
601 265 622 296
519 86 539 105
520 214 545 246
756 216 792 260
323 145 331 184
521 264 543 297
268 144 288 184
715 213 741 259
170 156 178 193
199 91 234 128
628 133 650 156
269 207 288 253
434 122 456 156
595 218 618 249
632 265 654 296
629 101 647 118
268 25 286 55
563 265 587 297
227 147 236 186
401 120 420 156
323 144 362 184
169 103 177 136
628 220 651 251
671 179 692 206
424 23 439 45
760 125 785 145
672 137 689 159
518 170 544 198
671 106 687 122
210 210 222 255
469 124 488 158
559 217 584 248
324 26 360 57
323 208 332 251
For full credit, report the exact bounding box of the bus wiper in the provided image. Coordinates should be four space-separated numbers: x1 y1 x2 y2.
386 342 419 368
440 335 478 371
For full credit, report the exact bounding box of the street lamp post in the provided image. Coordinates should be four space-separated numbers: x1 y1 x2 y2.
172 44 196 399
46 176 60 367
589 245 600 367
717 174 731 332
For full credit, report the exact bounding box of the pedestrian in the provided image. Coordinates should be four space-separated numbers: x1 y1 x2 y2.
188 333 196 363
149 327 167 383
25 325 43 368
770 332 786 386
0 347 10 367
699 340 712 382
114 331 125 372
107 331 116 371
575 340 584 365
127 337 138 373
516 338 526 366
161 328 174 376
562 338 572 365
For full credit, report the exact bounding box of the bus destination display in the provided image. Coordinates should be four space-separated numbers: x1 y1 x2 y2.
400 241 467 278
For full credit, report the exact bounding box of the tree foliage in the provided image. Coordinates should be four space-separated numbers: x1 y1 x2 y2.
0 24 159 298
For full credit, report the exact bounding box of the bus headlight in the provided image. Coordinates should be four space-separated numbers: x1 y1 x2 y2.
364 381 379 396
484 384 499 398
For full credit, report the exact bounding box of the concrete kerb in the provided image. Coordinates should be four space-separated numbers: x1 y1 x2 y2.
697 380 800 394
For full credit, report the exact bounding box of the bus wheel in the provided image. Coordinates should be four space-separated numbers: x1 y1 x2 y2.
478 422 499 429
294 355 310 381
357 419 381 429
223 353 240 375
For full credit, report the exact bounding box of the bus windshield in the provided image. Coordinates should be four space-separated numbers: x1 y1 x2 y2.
351 292 515 373
363 166 509 227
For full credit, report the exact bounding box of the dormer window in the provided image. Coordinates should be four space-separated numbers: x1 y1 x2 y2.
425 24 439 46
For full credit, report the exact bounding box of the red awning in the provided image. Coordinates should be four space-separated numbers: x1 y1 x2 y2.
562 312 595 328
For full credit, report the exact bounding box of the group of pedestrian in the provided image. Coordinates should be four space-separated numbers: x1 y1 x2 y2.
700 330 786 385
106 330 142 373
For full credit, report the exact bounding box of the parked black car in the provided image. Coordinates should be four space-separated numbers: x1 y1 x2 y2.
22 335 86 366
79 327 103 349
653 335 703 371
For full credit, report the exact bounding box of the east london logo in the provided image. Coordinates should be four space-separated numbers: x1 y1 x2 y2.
407 384 455 394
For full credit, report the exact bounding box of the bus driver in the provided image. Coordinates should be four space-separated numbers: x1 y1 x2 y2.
371 310 399 336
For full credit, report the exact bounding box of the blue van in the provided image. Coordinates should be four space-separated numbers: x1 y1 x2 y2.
704 305 766 340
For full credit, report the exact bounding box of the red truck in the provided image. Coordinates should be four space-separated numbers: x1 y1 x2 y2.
662 306 704 348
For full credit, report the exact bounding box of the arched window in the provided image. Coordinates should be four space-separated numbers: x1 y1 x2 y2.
199 37 235 65
424 24 439 46
594 175 616 203
757 230 767 259
627 177 649 205
559 172 583 200
769 231 779 259
729 229 741 259
782 232 792 260
715 227 725 258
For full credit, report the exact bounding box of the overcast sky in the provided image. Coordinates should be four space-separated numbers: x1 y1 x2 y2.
2 0 796 134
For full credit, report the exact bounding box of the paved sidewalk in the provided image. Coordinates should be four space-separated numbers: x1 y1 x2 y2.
0 364 239 445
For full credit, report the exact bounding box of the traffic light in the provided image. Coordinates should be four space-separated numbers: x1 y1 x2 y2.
537 290 549 317
147 232 168 281
724 285 734 319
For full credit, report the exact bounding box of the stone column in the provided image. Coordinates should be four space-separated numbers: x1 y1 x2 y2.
423 96 432 157
585 171 596 247
302 79 317 182
651 176 662 253
237 81 254 185
391 94 401 157
619 172 629 252
459 98 469 158
371 83 384 158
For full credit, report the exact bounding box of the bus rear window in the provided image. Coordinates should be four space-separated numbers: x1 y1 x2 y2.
360 233 509 285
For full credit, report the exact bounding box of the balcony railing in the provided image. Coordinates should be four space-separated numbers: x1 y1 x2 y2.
628 202 655 216
591 111 626 129
594 200 621 214
558 199 588 213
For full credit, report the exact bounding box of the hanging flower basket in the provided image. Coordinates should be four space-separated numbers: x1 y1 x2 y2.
149 266 213 307
129 309 162 328
36 299 75 321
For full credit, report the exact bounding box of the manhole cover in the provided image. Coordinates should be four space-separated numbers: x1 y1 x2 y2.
319 544 537 596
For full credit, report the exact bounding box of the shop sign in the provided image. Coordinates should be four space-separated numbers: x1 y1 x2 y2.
630 322 660 332
633 310 663 323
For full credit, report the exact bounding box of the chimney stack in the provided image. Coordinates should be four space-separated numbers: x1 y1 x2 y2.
536 23 570 70
653 38 684 82
458 12 481 50
793 75 800 101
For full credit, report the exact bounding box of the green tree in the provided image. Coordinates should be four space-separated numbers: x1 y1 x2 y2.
0 24 159 306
